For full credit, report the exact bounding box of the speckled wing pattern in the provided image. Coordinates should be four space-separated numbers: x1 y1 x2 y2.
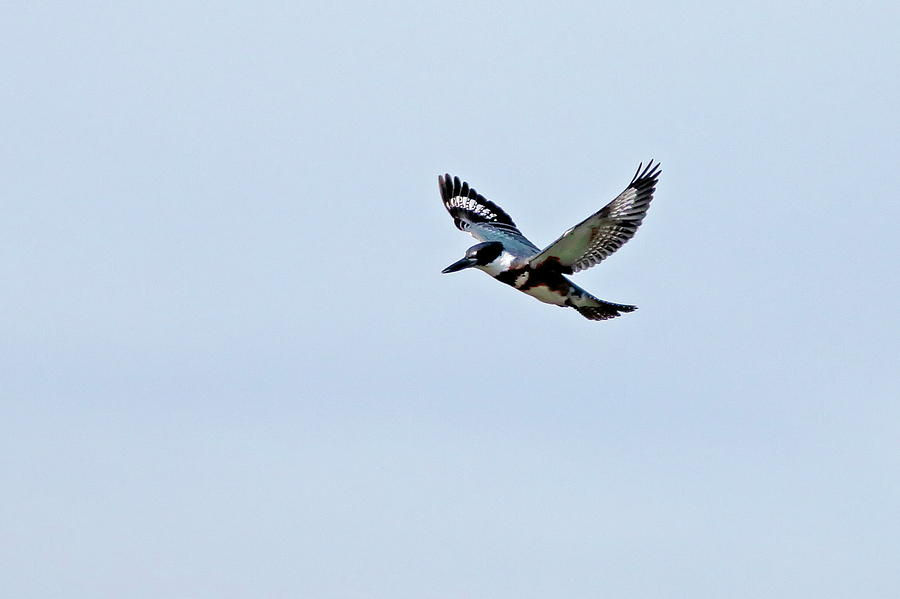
439 174 539 252
528 161 661 274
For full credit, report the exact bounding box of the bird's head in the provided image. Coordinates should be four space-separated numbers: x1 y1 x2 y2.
442 241 504 274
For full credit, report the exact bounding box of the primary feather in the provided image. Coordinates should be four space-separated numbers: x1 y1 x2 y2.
528 161 661 273
438 174 539 253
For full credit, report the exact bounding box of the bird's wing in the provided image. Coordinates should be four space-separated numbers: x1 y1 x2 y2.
439 174 539 252
527 161 661 274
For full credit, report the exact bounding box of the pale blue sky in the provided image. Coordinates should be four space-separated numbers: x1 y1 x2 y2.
2 2 898 598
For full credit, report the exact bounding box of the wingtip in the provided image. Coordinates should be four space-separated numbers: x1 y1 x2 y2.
630 159 662 185
438 173 474 203
439 173 456 201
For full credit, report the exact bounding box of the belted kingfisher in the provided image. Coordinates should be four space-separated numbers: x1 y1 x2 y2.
440 161 661 320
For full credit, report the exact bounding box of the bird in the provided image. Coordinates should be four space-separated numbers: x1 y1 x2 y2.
439 161 661 321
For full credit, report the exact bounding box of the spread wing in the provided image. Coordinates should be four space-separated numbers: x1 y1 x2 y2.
438 174 539 252
528 161 661 274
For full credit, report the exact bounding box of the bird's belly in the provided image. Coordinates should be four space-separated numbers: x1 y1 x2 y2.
521 283 569 306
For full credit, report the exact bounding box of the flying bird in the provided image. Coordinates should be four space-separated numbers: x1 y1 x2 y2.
439 161 661 320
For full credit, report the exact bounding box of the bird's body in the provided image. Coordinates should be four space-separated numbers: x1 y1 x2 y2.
439 162 661 320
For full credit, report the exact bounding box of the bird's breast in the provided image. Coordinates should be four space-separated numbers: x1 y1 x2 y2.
495 268 572 306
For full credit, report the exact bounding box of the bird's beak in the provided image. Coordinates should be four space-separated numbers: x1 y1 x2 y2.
441 256 477 274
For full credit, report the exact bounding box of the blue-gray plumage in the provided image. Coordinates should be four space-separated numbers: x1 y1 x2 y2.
439 162 661 320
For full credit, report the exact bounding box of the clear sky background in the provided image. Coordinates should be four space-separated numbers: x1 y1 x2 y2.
2 2 898 598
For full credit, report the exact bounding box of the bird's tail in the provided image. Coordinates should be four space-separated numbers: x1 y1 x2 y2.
569 289 636 321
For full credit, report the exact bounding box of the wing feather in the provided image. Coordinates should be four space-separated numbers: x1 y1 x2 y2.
528 161 661 273
438 174 539 252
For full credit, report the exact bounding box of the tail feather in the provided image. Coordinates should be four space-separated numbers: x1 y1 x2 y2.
569 287 636 321
573 301 637 320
